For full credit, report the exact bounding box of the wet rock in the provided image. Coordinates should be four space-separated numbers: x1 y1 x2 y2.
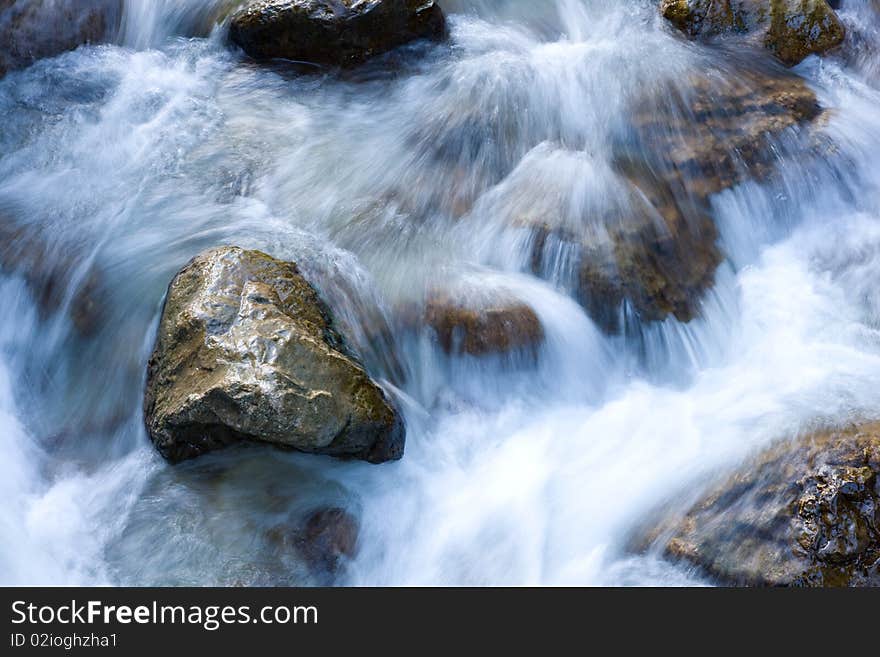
419 292 545 357
265 507 359 580
0 218 105 336
660 0 846 66
298 507 360 574
623 70 821 199
144 246 405 464
526 69 820 332
639 423 880 586
522 195 720 334
0 0 122 77
107 453 350 586
523 172 721 333
228 0 447 67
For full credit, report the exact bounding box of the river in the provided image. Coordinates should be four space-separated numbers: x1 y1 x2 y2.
1 0 880 585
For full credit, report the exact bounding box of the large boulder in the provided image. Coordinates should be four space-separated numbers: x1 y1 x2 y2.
660 0 846 66
0 0 122 77
144 246 404 464
228 0 446 67
526 69 820 332
637 423 880 586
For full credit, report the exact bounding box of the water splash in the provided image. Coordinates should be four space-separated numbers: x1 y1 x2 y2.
118 0 239 49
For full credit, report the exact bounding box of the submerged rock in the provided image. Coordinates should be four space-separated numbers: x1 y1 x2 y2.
660 0 846 66
228 0 447 67
144 246 404 464
639 423 880 586
0 217 105 336
526 69 820 332
581 204 719 333
298 507 360 574
622 70 821 199
0 0 122 77
265 506 359 581
423 293 545 357
522 189 718 334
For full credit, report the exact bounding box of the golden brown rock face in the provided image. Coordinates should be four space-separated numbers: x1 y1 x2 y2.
576 207 720 332
144 246 404 464
623 71 821 198
423 295 545 357
641 423 880 586
660 0 846 66
228 0 447 67
526 69 820 333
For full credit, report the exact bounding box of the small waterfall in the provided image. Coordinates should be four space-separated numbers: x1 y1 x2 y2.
118 0 240 49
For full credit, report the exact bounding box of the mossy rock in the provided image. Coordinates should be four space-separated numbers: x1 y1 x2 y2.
144 246 404 464
660 0 846 66
636 422 880 586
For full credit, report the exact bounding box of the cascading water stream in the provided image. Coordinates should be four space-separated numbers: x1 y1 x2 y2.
1 0 879 585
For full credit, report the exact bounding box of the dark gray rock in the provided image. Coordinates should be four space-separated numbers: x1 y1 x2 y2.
228 0 446 67
0 0 122 77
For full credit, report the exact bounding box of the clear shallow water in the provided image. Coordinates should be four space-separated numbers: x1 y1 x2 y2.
1 0 879 585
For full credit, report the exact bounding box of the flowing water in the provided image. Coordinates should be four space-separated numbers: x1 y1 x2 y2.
1 0 880 585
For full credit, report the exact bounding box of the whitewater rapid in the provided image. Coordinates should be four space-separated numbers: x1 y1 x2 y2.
1 0 880 585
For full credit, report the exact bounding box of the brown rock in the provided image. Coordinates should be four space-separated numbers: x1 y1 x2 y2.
265 506 359 579
298 507 359 574
422 293 545 357
660 0 846 66
622 70 821 198
0 216 104 336
526 69 820 332
640 423 880 586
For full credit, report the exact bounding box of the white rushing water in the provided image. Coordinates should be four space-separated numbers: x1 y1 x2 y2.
1 0 880 585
